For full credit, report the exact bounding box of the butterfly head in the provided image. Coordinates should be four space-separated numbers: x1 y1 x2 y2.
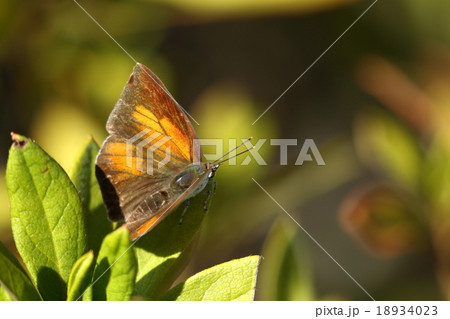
204 162 220 178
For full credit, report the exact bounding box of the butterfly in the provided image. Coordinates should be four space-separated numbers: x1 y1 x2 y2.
96 63 251 240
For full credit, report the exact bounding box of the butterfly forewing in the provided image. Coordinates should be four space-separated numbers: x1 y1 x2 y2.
96 63 202 230
106 63 200 163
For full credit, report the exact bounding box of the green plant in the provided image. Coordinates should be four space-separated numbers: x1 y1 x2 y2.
0 133 260 301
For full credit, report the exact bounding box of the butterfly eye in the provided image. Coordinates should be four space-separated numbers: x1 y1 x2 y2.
208 164 219 178
174 171 194 189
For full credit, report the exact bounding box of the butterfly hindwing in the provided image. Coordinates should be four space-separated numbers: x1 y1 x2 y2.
126 173 209 239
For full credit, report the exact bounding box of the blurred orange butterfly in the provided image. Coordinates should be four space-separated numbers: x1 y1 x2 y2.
95 63 222 240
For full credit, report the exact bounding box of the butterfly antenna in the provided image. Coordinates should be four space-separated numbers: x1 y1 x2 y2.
216 145 255 165
214 137 253 164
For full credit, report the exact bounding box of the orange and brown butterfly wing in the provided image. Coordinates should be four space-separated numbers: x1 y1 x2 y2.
96 63 200 227
96 135 171 222
106 63 200 163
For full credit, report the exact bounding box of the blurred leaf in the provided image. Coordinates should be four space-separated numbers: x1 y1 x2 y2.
0 240 41 301
402 0 450 45
422 138 450 215
258 218 315 300
354 109 423 190
355 55 434 135
134 194 208 299
76 52 144 113
89 227 137 301
339 185 425 256
161 255 261 301
194 83 278 187
67 250 95 301
153 0 355 19
6 133 87 300
70 137 111 253
30 101 106 172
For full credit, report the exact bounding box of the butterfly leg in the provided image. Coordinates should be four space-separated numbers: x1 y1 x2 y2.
178 199 191 226
209 180 217 195
202 180 217 212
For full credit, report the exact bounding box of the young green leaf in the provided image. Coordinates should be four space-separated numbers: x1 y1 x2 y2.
257 218 315 300
6 133 87 300
160 255 261 301
89 227 137 301
67 250 95 301
70 137 111 254
133 193 209 299
0 241 41 301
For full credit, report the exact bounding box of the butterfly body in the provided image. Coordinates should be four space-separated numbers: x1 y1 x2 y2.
120 162 217 239
96 63 218 240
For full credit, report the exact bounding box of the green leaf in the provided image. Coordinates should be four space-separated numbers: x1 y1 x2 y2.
257 218 315 300
0 241 41 301
134 193 209 299
67 250 95 301
161 255 261 301
70 137 111 254
0 287 14 301
6 133 87 300
89 227 137 301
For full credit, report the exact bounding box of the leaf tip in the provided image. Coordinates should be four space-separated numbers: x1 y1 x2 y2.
10 132 28 149
86 135 99 146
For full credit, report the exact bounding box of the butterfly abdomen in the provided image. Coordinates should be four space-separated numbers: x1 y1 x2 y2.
130 189 171 221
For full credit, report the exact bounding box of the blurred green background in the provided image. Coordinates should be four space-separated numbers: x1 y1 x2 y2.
2 0 450 300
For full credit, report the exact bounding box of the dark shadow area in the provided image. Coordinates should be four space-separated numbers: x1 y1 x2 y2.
158 281 186 301
91 257 112 301
37 267 66 301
